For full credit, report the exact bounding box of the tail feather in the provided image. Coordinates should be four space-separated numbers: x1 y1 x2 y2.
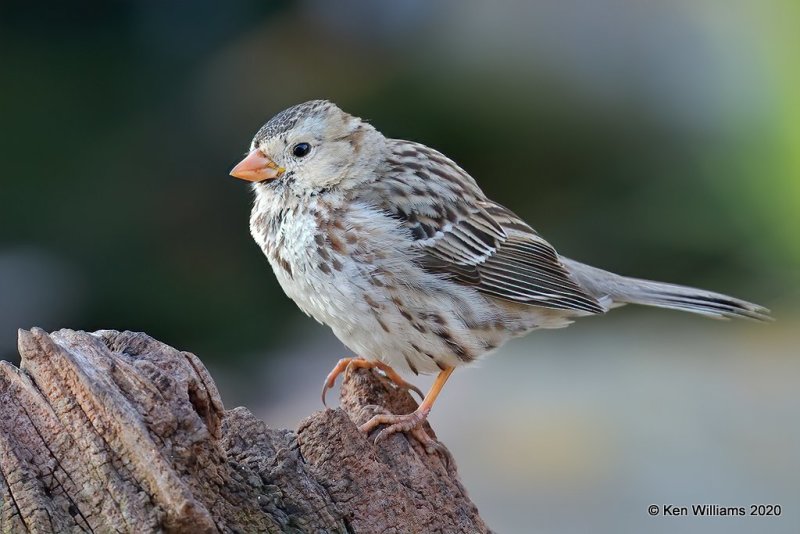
561 258 771 322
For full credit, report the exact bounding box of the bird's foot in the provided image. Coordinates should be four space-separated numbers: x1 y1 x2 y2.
360 406 447 457
321 357 423 407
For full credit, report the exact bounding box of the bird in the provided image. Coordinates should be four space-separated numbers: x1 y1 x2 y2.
230 99 770 453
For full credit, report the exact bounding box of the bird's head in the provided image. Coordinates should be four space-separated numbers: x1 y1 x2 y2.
231 100 382 193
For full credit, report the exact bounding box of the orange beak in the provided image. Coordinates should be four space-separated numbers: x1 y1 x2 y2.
230 150 285 182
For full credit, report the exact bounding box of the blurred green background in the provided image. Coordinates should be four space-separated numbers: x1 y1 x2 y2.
1 1 798 532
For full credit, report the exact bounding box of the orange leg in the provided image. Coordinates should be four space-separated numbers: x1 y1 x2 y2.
360 366 455 454
321 357 424 407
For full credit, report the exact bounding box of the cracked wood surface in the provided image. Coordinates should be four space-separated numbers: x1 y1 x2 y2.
0 329 489 533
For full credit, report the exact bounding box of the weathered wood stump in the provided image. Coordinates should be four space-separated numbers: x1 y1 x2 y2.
0 329 489 533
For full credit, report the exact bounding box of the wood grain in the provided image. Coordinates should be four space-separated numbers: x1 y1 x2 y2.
0 328 489 533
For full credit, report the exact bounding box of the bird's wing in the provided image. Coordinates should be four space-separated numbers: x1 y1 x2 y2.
364 140 605 314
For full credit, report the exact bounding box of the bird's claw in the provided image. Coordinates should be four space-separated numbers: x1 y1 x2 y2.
360 407 446 457
321 357 354 407
372 372 424 401
321 357 423 407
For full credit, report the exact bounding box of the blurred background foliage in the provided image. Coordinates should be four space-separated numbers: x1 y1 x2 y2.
2 2 798 532
2 1 796 364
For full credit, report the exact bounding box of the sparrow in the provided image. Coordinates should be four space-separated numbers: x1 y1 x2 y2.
230 100 769 453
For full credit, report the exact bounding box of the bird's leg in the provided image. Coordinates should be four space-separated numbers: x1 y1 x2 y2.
321 357 423 406
360 366 455 454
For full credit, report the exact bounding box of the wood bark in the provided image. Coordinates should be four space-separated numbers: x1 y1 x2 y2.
0 328 489 533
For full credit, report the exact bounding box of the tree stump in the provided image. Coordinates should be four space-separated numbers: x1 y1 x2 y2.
0 328 489 533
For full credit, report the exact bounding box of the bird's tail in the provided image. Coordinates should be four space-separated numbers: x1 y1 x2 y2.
561 258 771 321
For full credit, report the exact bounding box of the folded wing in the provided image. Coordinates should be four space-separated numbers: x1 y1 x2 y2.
368 140 605 315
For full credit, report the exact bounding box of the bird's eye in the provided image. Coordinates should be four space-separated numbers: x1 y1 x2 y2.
292 143 311 158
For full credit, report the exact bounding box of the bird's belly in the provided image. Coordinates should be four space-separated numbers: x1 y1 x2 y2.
273 255 513 375
253 201 565 375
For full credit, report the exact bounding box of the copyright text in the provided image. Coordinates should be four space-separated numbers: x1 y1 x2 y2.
648 504 782 517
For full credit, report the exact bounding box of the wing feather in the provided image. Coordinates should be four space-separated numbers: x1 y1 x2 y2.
359 140 605 314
